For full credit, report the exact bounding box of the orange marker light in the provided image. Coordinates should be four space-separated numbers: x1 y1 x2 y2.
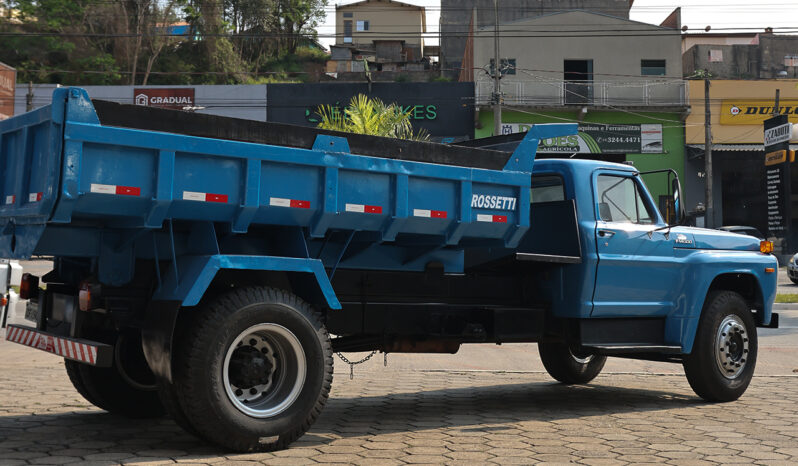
760 241 774 254
765 267 775 273
19 273 39 300
1 297 7 306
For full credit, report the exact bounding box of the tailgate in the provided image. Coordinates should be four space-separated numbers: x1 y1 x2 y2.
0 89 67 258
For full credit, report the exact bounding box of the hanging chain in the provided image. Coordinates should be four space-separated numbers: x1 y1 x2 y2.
335 351 377 380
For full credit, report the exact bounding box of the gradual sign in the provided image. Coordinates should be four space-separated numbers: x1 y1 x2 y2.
133 88 195 110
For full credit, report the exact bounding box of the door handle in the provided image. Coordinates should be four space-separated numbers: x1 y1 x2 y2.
598 229 616 237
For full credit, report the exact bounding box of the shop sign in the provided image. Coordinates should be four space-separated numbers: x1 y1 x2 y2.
0 62 16 120
721 100 798 125
133 88 195 109
764 123 793 146
499 123 663 154
764 114 792 241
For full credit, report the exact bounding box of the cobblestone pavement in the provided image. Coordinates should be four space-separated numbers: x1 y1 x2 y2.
2 339 798 465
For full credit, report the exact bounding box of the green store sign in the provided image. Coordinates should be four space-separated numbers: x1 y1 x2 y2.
501 123 664 154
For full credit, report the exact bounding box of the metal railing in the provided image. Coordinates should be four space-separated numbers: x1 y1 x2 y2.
475 79 687 107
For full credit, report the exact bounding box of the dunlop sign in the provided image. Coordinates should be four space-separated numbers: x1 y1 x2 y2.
764 123 793 146
722 100 798 125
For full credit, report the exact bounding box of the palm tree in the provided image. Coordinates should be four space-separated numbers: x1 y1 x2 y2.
316 94 429 141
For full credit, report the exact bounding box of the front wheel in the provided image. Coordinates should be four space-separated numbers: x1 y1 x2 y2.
790 277 798 285
172 287 333 452
683 291 757 402
538 341 606 384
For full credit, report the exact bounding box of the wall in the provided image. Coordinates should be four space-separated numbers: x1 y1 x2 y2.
336 0 424 47
473 11 682 86
475 109 685 202
15 84 268 121
683 36 798 80
440 0 632 73
266 82 474 142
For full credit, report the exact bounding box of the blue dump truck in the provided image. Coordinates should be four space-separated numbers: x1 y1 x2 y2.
0 88 780 452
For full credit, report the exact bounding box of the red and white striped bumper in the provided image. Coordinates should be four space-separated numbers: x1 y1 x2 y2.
5 325 112 366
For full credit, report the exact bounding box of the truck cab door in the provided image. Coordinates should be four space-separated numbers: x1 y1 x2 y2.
591 172 678 317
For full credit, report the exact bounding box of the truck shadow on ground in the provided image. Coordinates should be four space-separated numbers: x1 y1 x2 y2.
0 378 699 457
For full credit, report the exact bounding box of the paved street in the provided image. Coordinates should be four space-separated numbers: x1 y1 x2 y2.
1 308 798 465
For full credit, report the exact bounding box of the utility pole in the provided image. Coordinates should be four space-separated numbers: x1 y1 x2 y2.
26 82 33 112
703 72 713 228
492 0 502 136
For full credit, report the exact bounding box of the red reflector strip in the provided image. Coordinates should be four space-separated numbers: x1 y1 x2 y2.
346 203 383 214
90 184 140 197
6 325 98 365
476 214 508 223
5 195 15 205
28 192 43 202
413 209 448 219
183 191 228 203
270 197 311 209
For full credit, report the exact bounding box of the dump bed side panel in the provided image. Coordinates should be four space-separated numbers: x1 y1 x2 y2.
0 91 67 258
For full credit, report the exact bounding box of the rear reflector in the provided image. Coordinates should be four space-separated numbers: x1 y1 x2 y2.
28 192 43 202
270 197 310 209
5 325 112 367
183 191 228 203
346 203 383 214
5 195 15 205
413 209 447 219
476 214 508 223
90 184 141 196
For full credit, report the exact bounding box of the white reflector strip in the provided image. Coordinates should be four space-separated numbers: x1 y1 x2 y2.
90 183 116 194
5 195 15 205
345 203 383 214
5 325 101 365
183 191 228 203
270 197 311 209
413 209 447 219
29 192 43 202
182 191 206 201
476 214 508 223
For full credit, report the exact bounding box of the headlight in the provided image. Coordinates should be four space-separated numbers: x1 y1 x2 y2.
791 256 796 264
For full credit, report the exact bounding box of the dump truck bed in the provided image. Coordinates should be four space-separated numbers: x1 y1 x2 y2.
0 88 543 262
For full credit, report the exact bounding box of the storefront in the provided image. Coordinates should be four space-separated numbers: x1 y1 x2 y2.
476 109 686 209
685 79 798 238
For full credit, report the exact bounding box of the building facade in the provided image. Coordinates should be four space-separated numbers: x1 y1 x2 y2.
468 10 687 202
683 32 798 80
328 0 428 76
683 79 798 238
440 0 632 77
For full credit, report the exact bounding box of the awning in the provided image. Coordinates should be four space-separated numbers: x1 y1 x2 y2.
687 144 798 152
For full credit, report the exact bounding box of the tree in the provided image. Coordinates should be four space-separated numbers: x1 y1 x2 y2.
316 94 429 141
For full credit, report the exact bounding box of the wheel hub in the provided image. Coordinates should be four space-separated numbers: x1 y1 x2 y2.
715 315 749 379
229 345 274 389
222 323 307 418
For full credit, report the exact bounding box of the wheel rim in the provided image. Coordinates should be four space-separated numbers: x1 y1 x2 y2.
223 323 307 418
714 315 749 379
569 348 594 365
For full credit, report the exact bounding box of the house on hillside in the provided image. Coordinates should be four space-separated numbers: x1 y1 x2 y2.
328 0 429 76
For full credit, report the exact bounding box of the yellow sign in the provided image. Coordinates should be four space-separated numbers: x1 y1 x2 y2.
765 150 796 166
721 100 798 125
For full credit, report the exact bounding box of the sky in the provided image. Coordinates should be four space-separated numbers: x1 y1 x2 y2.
317 0 798 50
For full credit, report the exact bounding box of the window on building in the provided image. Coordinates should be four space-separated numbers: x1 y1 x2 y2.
641 59 666 76
709 50 723 62
343 20 352 43
343 12 353 18
356 20 369 31
489 58 516 76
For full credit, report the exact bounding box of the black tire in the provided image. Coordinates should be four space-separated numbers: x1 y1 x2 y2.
790 277 798 285
63 331 165 418
158 380 200 436
538 341 607 384
683 290 757 402
171 287 333 452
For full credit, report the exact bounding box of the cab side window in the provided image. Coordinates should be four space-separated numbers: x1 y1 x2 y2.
596 175 655 224
531 175 565 203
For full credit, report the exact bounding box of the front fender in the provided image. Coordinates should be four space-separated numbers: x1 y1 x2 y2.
666 249 777 354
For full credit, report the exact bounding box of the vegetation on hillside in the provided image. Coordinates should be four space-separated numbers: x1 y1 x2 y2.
0 0 328 84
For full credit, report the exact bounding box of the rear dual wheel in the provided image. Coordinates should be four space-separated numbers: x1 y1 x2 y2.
165 287 333 452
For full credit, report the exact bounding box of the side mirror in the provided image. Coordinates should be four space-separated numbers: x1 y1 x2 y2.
640 168 686 226
671 177 684 225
